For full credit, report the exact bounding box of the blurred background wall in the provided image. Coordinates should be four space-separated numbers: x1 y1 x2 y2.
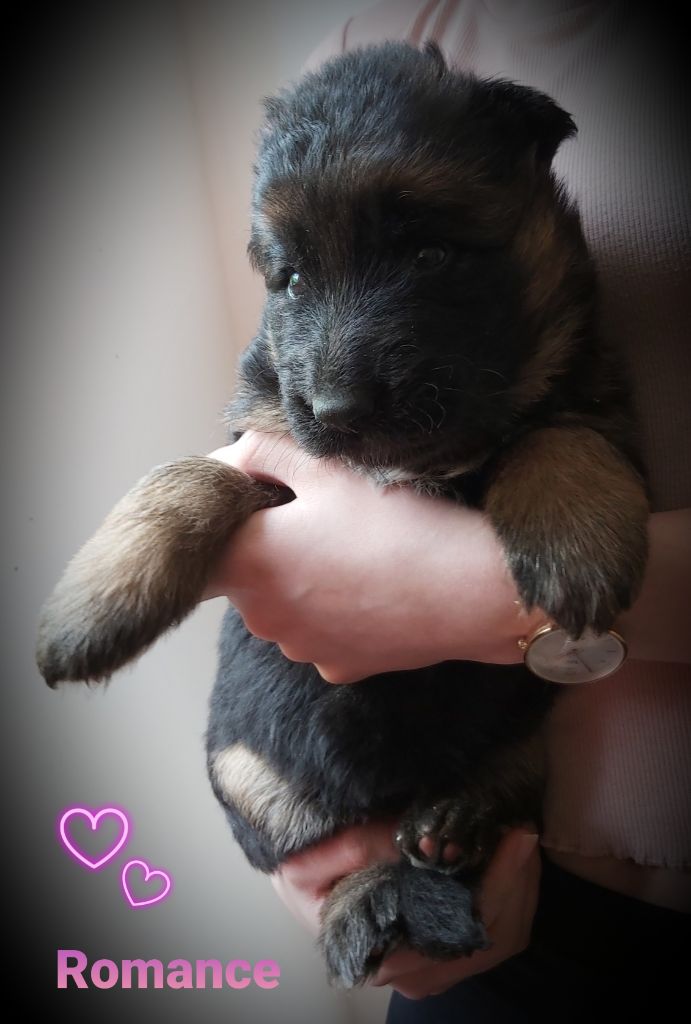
1 2 390 1021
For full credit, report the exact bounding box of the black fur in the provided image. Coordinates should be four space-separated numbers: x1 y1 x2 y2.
205 43 648 986
207 612 551 873
37 42 649 989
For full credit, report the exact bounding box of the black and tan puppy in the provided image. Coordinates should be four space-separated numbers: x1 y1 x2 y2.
37 44 649 986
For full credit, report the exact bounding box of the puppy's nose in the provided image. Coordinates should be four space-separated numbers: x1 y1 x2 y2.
311 387 374 431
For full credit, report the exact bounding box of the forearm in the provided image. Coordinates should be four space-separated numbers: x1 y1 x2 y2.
208 436 690 680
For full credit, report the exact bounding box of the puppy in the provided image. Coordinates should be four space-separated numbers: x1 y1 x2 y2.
36 43 649 987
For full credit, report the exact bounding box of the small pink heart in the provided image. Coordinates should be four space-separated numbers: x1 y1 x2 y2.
121 858 172 908
58 806 130 871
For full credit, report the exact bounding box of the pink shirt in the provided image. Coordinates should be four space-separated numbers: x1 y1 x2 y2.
308 0 691 871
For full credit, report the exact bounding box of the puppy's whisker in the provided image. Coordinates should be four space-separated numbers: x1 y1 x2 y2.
408 403 436 434
479 367 509 384
404 407 428 436
422 382 447 429
258 429 291 470
371 465 389 485
430 364 455 380
431 351 476 363
293 450 313 476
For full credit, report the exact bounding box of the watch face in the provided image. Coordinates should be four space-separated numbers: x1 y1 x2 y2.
525 627 626 684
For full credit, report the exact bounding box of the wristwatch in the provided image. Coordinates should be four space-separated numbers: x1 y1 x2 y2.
518 623 627 684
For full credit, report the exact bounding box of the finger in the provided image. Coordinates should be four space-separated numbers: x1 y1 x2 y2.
478 830 539 927
313 662 363 685
389 961 471 1000
270 872 322 935
208 431 293 484
379 869 536 995
375 839 541 992
370 948 431 985
209 431 327 490
373 943 488 991
277 820 400 898
384 948 492 999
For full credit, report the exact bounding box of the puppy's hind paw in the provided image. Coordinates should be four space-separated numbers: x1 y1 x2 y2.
398 860 489 958
318 860 488 987
319 864 402 988
396 797 498 875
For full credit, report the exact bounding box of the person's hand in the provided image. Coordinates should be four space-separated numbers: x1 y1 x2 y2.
371 829 540 998
206 432 543 682
271 823 540 998
270 819 401 934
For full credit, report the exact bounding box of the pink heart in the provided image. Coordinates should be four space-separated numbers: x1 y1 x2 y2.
58 806 130 870
121 858 172 908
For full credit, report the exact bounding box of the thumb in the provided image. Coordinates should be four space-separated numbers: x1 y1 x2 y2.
209 430 315 490
478 830 540 927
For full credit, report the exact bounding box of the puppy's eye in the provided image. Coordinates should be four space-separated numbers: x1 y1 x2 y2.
287 272 307 298
266 268 293 292
413 245 448 271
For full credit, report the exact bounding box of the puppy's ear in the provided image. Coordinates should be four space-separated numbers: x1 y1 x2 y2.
480 79 576 165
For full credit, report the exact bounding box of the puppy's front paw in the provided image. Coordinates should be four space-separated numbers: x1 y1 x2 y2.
505 526 645 637
485 426 649 636
37 457 281 685
396 797 498 875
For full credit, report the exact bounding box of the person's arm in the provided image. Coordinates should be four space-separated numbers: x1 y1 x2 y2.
207 431 691 682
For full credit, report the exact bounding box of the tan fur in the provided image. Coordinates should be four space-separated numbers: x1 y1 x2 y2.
36 457 280 684
210 742 336 848
261 154 525 246
227 402 288 434
265 324 280 366
487 426 648 538
485 426 649 632
507 189 583 408
320 862 399 933
226 327 287 434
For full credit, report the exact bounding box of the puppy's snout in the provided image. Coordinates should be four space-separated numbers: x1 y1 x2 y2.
311 386 374 432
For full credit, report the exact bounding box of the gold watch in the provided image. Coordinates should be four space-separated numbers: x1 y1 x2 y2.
518 624 627 684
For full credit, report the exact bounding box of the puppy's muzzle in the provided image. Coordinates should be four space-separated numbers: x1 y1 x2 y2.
311 385 375 432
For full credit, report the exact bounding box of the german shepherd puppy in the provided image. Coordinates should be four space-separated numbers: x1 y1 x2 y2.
37 43 649 987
